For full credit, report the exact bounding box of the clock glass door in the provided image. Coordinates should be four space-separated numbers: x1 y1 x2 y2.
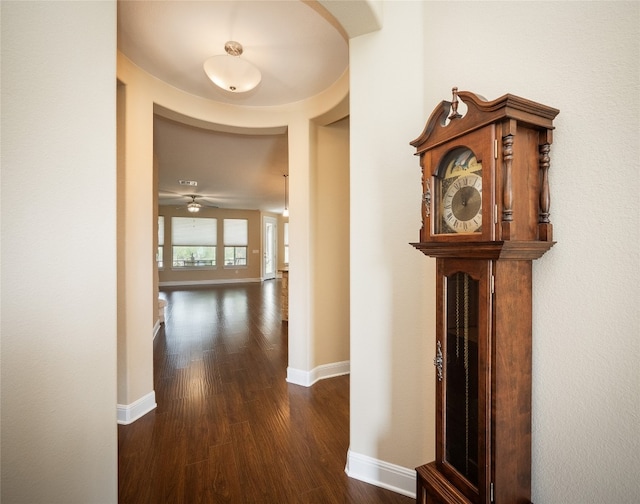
436 259 492 502
426 124 495 242
445 270 479 486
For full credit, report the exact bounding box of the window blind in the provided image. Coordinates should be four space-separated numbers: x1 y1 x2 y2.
172 217 217 246
224 219 248 246
158 216 164 246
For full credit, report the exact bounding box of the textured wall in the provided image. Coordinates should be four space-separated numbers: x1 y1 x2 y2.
350 0 639 500
1 2 118 501
350 0 435 476
421 3 639 501
349 0 639 501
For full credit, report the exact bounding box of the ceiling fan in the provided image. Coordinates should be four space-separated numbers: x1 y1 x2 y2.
185 195 203 213
159 191 219 212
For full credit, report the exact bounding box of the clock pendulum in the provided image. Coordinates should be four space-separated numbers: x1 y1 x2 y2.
446 270 478 485
455 274 461 360
451 273 471 476
462 274 470 478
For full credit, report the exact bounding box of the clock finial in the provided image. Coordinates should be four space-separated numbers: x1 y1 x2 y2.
448 87 463 121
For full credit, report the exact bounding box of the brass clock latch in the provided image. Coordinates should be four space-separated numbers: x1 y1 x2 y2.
434 340 443 381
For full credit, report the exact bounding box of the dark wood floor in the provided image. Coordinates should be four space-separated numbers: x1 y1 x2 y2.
118 281 414 504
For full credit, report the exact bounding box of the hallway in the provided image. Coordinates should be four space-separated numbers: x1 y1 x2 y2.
118 281 413 503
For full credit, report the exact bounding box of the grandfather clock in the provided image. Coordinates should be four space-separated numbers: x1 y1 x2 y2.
411 88 559 504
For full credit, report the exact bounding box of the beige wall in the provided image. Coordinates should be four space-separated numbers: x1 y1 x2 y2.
313 117 350 366
117 59 156 410
117 81 128 404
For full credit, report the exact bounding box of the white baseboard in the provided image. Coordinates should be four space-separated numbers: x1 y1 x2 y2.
286 360 350 387
117 391 157 425
345 449 416 498
159 278 262 288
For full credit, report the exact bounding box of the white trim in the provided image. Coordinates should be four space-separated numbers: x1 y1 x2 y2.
117 391 157 425
153 319 161 339
286 367 310 386
345 449 416 498
159 277 262 288
286 360 350 387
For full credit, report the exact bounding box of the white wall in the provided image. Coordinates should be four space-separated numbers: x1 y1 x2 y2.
349 0 436 487
1 1 118 502
424 4 639 501
350 0 640 501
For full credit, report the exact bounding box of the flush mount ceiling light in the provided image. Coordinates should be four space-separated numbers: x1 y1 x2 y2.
203 41 262 93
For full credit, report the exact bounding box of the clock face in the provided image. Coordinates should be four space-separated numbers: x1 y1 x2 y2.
443 174 482 233
436 147 483 235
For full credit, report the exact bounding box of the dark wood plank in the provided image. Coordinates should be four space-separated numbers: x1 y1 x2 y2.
119 282 413 504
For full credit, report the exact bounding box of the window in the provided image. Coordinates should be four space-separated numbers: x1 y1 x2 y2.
171 217 217 267
224 219 248 266
157 216 164 268
284 222 289 265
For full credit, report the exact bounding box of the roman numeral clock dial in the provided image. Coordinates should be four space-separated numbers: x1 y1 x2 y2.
433 144 484 236
442 170 482 234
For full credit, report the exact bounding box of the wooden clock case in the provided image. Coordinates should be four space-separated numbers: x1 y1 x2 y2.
411 89 559 504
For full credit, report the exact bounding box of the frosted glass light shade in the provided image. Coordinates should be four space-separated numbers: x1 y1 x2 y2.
203 55 262 93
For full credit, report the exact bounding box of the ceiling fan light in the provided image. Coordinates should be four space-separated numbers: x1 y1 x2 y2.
203 45 261 93
187 202 201 212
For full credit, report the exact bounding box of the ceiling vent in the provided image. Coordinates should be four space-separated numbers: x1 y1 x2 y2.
179 180 198 187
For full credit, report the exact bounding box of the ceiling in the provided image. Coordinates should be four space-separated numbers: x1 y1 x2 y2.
117 0 349 213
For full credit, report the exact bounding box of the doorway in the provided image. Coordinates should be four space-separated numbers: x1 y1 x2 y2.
263 216 277 280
